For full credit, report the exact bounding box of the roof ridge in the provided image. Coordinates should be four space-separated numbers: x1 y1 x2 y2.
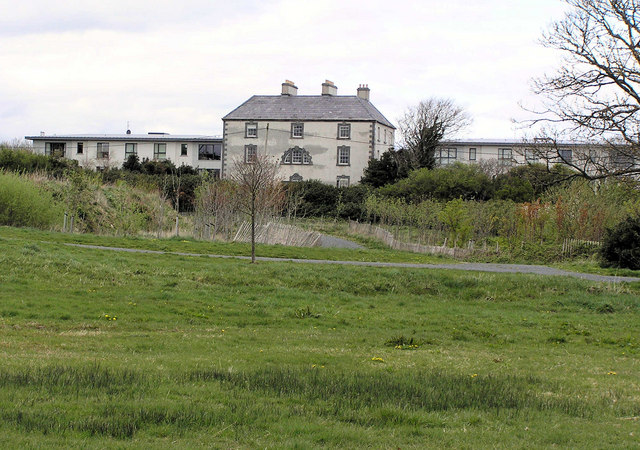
222 95 395 128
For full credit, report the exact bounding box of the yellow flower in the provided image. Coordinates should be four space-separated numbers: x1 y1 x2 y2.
608 371 617 375
471 373 478 378
371 357 384 362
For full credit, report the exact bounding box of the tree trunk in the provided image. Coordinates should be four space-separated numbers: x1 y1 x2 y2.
251 192 256 263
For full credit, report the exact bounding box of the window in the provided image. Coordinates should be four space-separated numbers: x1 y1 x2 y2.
245 122 258 138
181 144 188 156
198 143 221 160
244 144 257 163
97 142 109 159
611 151 635 168
336 176 350 188
337 146 350 165
384 129 387 144
338 123 351 139
45 142 65 158
525 149 539 163
281 146 311 165
291 123 304 138
292 148 303 163
468 148 476 161
498 148 512 163
377 126 381 142
289 173 303 182
77 142 84 155
558 148 572 163
153 143 166 160
125 143 137 159
436 147 457 165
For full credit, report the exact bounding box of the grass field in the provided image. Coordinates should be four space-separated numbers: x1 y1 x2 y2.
1 226 639 448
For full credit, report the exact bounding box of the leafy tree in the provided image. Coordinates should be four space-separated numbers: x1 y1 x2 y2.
361 150 402 187
531 0 640 179
396 98 471 173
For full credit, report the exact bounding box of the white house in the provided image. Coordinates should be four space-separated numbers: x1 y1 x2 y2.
26 132 223 174
222 80 396 186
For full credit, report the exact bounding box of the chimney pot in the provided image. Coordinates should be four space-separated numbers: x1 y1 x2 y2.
357 84 370 101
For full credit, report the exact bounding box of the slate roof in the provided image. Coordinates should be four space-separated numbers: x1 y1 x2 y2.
223 95 395 129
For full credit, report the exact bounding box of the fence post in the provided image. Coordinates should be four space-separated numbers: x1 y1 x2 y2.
70 215 74 233
63 212 68 232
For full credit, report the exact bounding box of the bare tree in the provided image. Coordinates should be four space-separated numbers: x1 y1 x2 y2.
194 178 238 240
530 0 640 179
396 98 471 172
230 152 284 263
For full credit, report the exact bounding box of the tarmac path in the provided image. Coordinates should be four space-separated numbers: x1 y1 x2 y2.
63 242 640 284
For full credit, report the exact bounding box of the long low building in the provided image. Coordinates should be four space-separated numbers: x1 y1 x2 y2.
438 138 639 177
26 132 223 175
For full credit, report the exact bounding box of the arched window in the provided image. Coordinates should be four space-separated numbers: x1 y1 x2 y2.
281 146 312 165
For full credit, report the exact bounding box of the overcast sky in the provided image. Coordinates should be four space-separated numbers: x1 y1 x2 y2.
0 0 569 142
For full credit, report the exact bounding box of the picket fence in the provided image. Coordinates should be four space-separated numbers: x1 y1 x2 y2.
348 221 477 258
234 221 322 247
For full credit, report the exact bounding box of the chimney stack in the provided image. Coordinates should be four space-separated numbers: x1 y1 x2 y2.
281 80 298 96
357 84 370 101
321 80 338 96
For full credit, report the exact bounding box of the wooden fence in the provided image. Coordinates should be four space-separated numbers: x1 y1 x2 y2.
348 221 477 258
234 221 322 247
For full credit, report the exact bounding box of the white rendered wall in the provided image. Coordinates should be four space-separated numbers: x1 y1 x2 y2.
223 120 394 185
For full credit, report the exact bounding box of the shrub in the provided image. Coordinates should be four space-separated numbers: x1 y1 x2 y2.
284 181 338 218
600 215 640 270
378 163 494 202
0 172 64 229
0 147 78 178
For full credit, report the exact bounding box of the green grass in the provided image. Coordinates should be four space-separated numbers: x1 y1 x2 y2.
1 226 639 448
554 257 640 278
0 225 456 264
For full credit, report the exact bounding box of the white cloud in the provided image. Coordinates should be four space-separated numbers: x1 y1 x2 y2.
0 0 569 141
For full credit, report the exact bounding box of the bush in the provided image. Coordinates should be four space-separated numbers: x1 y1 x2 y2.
0 172 64 229
498 164 573 199
600 215 640 270
0 147 78 178
284 181 338 218
378 163 494 202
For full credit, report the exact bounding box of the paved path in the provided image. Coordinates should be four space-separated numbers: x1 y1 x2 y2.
63 243 640 283
318 234 363 249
